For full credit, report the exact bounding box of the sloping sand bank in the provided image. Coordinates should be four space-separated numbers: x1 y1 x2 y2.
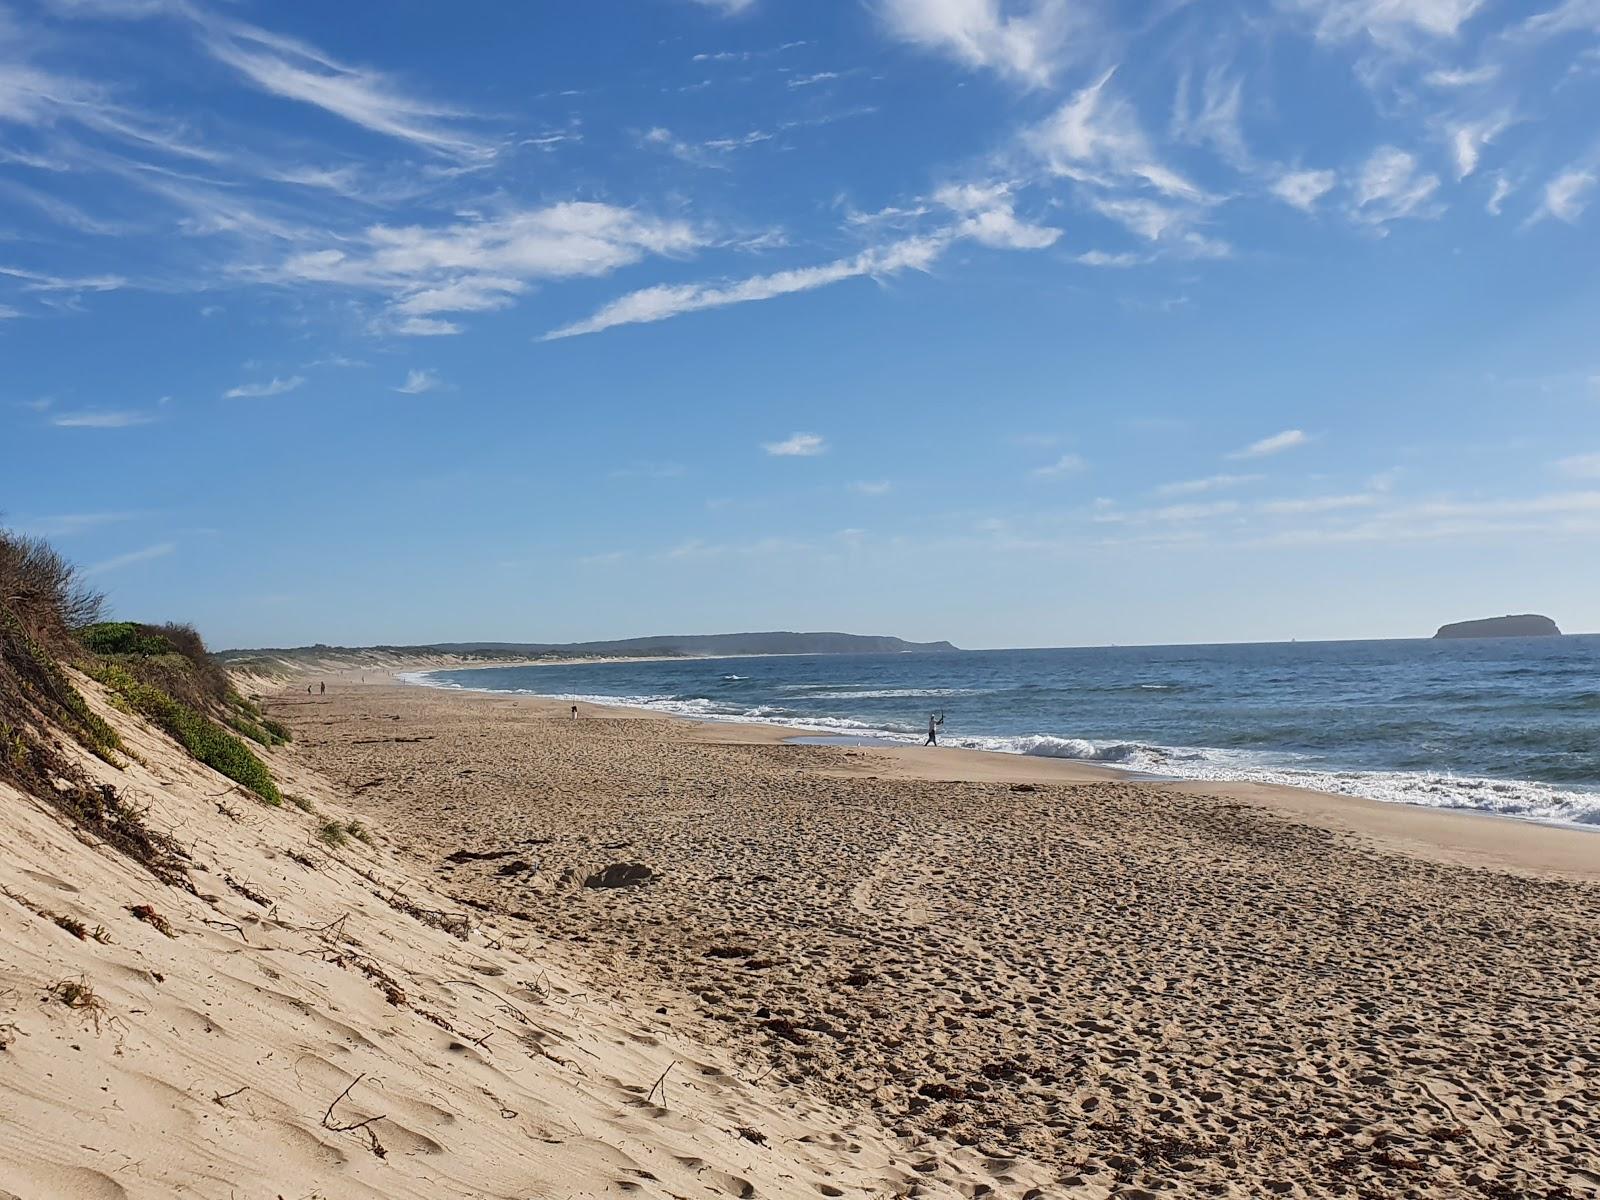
0 673 1052 1198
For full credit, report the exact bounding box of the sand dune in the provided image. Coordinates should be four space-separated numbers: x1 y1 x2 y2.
1 671 1050 1198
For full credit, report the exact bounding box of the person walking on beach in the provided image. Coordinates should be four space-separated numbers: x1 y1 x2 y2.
570 704 578 720
319 681 325 695
925 712 942 746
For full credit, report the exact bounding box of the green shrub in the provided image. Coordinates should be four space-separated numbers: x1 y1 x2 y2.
219 690 291 747
316 820 348 848
78 622 176 657
91 664 281 805
0 608 123 761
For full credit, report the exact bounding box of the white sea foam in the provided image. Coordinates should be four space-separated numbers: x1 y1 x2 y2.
396 670 1600 829
800 687 990 701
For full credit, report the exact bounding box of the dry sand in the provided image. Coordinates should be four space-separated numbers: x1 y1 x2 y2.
1 672 1054 1199
272 676 1600 1200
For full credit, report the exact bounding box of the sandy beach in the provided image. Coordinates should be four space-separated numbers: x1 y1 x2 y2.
275 672 1600 1198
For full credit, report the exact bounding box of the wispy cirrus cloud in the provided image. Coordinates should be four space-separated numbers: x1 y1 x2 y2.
84 541 175 576
1528 168 1595 225
224 374 304 399
51 408 157 428
1270 168 1339 211
544 187 1055 340
877 0 1082 87
1351 146 1441 226
1032 453 1087 477
394 368 441 394
689 0 758 14
1288 0 1487 43
198 17 494 162
10 511 141 537
850 480 892 495
1229 429 1310 459
762 431 826 456
1556 451 1600 478
1154 473 1262 497
271 202 706 336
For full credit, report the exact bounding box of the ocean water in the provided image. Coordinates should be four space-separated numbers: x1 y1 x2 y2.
403 636 1600 828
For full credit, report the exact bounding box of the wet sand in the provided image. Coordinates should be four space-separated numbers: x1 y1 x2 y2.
279 679 1600 1198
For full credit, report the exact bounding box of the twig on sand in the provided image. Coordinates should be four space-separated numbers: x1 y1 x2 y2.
646 1061 678 1109
202 919 247 941
212 1086 246 1106
321 1073 388 1158
441 978 533 1027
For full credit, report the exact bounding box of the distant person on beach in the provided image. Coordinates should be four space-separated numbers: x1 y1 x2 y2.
306 684 312 695
925 712 943 746
319 681 325 695
571 704 578 720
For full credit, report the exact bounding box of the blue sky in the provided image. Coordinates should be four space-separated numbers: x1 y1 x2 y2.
4 0 1599 649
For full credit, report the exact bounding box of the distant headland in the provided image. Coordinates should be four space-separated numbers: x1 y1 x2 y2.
218 631 959 663
1433 614 1562 640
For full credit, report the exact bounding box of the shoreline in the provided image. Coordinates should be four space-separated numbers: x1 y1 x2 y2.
391 662 1600 871
266 676 1600 1194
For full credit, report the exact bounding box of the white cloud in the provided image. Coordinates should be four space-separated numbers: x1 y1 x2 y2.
690 0 757 13
1154 473 1262 497
224 374 304 399
201 19 492 161
1032 452 1086 477
1445 115 1510 179
0 265 126 292
1170 67 1249 167
642 125 772 168
1257 492 1379 514
276 202 706 335
1026 70 1208 202
934 182 1061 248
9 511 139 537
1517 0 1600 40
50 409 156 428
1556 452 1600 478
1291 0 1486 42
1229 429 1309 458
1486 174 1515 215
763 432 826 456
1352 146 1441 225
851 480 893 495
1424 64 1499 87
1531 169 1595 225
394 368 440 394
1270 169 1338 212
544 231 950 340
1074 249 1143 267
84 541 175 576
876 0 1079 86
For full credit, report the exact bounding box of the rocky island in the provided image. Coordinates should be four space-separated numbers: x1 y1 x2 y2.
1434 614 1562 639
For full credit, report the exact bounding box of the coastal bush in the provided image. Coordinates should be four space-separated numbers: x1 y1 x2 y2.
78 621 176 658
91 663 282 805
219 691 291 747
0 526 105 651
0 526 191 890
